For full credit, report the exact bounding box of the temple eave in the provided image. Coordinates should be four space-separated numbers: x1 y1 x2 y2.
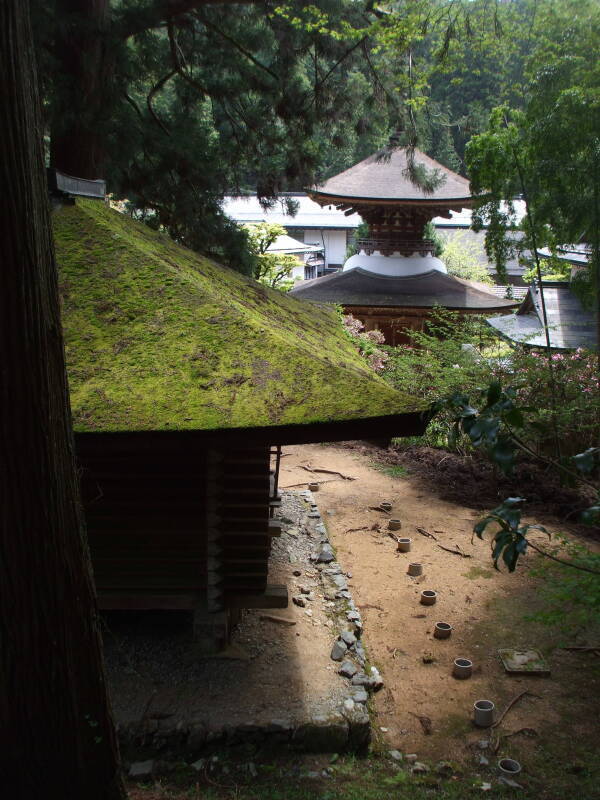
307 190 474 213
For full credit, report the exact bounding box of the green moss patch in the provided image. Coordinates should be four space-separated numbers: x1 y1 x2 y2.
55 200 427 432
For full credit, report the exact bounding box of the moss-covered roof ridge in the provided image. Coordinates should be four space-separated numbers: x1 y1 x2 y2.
56 199 426 432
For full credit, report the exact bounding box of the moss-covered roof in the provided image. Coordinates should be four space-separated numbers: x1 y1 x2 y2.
55 200 426 433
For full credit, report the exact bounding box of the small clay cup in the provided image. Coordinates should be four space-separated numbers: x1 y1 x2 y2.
420 590 437 606
396 537 411 552
473 700 495 728
308 482 319 491
433 622 452 639
452 658 472 679
498 758 521 776
388 518 402 531
407 562 423 577
380 501 392 513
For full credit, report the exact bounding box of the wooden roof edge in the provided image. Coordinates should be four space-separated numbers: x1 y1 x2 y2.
307 189 475 211
74 408 432 450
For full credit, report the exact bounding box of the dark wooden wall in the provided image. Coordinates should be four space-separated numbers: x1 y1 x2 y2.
76 434 274 613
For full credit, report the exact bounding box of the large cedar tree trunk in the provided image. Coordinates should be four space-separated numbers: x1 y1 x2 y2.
50 0 112 179
0 2 126 797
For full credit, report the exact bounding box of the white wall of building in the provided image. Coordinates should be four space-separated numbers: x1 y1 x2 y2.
303 229 348 267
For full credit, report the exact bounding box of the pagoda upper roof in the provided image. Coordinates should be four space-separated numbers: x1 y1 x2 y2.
310 148 473 208
290 268 518 311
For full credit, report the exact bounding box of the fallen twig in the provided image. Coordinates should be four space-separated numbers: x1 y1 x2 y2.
259 614 296 626
559 646 600 652
357 603 383 611
437 543 472 558
345 526 369 533
300 464 356 480
280 478 340 488
492 726 538 753
416 526 438 541
369 505 392 514
387 532 400 543
491 690 530 729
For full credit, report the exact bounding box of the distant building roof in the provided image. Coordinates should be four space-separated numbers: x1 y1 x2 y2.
432 201 527 228
55 199 428 434
290 268 518 311
267 233 322 255
537 244 591 266
223 194 362 229
487 282 597 351
310 148 472 207
487 285 529 302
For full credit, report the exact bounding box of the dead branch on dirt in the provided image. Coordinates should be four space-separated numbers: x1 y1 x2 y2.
491 690 530 729
357 603 383 611
300 464 356 480
492 726 538 753
387 532 400 543
437 543 472 558
344 526 369 533
369 505 392 514
559 646 600 653
259 614 296 626
280 478 340 488
416 526 438 540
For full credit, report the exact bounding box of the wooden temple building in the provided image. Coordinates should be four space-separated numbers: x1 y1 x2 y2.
54 196 428 651
290 148 517 344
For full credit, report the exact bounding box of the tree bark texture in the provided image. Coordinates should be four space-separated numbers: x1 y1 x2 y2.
0 2 126 797
50 0 112 178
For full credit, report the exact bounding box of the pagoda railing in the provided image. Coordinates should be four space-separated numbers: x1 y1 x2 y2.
356 238 437 257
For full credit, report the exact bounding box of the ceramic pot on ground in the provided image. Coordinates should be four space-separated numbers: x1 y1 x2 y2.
433 622 452 639
380 501 392 513
473 700 495 727
388 519 402 531
452 658 472 679
420 590 437 606
498 759 521 777
396 537 411 552
308 482 319 491
407 563 423 577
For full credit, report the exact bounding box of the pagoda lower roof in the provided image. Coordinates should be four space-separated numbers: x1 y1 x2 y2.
310 148 473 208
290 269 519 311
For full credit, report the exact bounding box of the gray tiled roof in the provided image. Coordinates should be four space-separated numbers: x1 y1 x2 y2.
290 268 518 310
487 283 597 350
312 148 472 203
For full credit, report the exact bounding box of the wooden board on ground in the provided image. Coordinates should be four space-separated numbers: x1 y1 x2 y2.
498 648 550 675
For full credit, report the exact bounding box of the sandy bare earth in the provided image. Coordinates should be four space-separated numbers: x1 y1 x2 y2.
280 442 600 767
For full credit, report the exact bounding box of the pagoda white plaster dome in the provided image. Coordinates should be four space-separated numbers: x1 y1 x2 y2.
343 250 447 276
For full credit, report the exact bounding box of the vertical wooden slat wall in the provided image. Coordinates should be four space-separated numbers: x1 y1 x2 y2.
75 435 273 613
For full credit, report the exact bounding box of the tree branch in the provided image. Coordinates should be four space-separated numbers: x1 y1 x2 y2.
167 18 208 96
147 69 176 134
118 0 258 40
527 540 600 575
194 11 278 81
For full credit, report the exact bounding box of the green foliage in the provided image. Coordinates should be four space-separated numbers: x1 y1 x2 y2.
245 222 301 290
438 231 492 284
465 1 600 319
474 497 549 572
372 463 409 478
527 535 600 635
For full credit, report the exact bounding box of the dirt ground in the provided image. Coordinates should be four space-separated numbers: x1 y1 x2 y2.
280 442 600 774
104 490 351 740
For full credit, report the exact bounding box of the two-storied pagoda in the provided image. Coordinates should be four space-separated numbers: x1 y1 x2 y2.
291 148 517 344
